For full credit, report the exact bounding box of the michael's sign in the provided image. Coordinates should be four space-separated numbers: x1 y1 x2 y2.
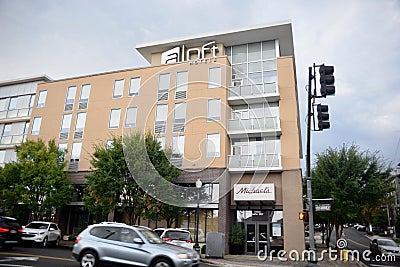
161 41 219 65
234 184 275 201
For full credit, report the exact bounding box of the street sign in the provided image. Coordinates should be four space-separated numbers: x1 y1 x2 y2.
315 204 331 211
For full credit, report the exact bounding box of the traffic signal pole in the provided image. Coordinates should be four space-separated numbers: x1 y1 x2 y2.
306 66 317 263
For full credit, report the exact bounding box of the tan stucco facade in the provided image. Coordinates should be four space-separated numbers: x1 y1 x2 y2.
28 22 305 255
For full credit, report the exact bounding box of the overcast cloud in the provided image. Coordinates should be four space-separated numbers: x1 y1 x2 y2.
0 0 399 168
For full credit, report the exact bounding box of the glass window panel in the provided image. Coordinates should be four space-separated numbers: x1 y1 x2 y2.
80 84 91 101
113 79 124 98
75 112 87 131
156 136 166 150
262 41 276 59
2 124 12 136
31 117 42 135
225 46 231 62
66 86 77 104
248 42 261 61
248 61 262 73
174 102 186 122
208 99 221 121
125 107 137 127
0 150 5 164
176 71 188 92
155 104 168 122
29 95 35 108
71 142 82 159
262 59 277 71
207 133 220 158
208 67 221 88
61 114 72 133
58 143 68 152
9 97 18 110
232 44 247 64
232 63 246 74
172 135 185 157
20 95 31 109
248 72 263 84
109 109 121 128
158 73 170 92
37 90 47 107
129 77 140 96
263 70 277 83
24 122 30 135
0 98 9 111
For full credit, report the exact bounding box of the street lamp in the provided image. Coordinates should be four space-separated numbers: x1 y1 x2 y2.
194 178 202 254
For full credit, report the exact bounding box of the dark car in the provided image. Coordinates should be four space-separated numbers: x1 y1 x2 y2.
370 238 400 257
0 216 22 249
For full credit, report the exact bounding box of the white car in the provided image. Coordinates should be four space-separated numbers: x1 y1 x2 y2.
154 228 194 249
21 221 61 247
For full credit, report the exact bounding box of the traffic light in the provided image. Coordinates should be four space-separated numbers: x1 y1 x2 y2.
299 211 309 221
317 104 330 130
319 65 335 97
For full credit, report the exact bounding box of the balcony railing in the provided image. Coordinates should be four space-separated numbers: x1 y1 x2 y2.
229 82 277 98
0 108 32 120
228 154 282 171
0 134 26 145
228 116 280 135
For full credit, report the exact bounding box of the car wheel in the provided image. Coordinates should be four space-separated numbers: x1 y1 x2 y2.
80 251 98 267
153 258 172 267
54 237 60 247
42 237 48 248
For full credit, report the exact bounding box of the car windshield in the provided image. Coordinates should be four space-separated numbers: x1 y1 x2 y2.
165 230 190 240
378 240 397 247
26 223 49 229
138 229 163 244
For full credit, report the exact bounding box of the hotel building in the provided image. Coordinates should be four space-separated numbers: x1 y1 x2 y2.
0 76 51 168
28 21 304 254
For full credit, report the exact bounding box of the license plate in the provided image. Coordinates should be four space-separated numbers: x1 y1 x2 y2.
10 230 17 233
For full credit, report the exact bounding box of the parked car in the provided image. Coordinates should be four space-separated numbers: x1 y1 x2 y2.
154 228 194 250
0 216 22 250
354 224 367 231
370 238 400 257
21 221 61 247
72 223 200 267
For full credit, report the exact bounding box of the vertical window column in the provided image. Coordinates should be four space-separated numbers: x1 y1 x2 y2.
31 117 42 135
74 112 87 139
37 90 48 108
154 104 168 134
208 67 222 88
207 133 221 158
173 102 186 133
157 73 170 101
208 99 221 121
129 77 141 96
172 135 185 167
69 142 82 171
113 79 124 98
175 71 188 100
65 86 77 111
60 114 72 140
109 109 121 129
79 84 91 110
125 107 138 128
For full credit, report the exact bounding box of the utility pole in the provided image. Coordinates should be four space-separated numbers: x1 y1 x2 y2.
305 63 335 263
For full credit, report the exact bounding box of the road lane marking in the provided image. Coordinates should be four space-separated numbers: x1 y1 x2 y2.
342 232 369 249
0 264 35 267
0 252 75 262
0 257 38 262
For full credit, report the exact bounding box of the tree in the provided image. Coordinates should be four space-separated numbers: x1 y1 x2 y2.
1 139 71 219
84 132 182 225
311 144 393 245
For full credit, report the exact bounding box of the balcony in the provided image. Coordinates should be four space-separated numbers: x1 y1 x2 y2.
0 134 26 146
228 82 279 105
228 154 282 172
0 108 32 121
228 116 281 138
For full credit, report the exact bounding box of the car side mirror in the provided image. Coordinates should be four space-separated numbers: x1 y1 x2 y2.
133 238 144 244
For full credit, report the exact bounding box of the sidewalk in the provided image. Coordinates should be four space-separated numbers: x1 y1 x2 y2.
201 245 366 267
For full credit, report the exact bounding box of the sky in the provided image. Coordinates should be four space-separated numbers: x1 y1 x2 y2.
0 0 399 169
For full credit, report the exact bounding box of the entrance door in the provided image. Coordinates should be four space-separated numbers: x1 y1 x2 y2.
245 222 269 255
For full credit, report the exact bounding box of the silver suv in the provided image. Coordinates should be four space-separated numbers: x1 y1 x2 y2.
72 223 199 267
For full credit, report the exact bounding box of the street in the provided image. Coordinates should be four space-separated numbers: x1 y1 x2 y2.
339 227 400 267
0 246 213 267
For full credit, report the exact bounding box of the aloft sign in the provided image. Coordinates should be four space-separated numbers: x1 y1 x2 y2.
161 41 219 65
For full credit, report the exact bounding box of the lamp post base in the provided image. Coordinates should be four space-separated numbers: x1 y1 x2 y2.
193 243 201 254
